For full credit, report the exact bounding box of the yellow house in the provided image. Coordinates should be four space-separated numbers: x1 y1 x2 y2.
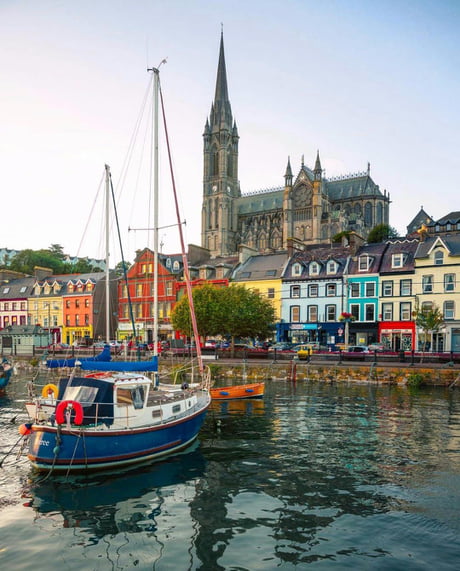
29 278 64 344
231 252 287 332
414 234 460 352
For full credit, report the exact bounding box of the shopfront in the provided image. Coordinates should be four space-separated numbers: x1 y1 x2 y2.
379 321 415 351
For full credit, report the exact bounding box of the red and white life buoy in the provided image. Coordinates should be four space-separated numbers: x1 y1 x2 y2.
55 400 84 425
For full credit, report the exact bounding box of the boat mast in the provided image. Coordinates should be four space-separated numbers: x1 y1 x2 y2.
153 68 159 361
105 164 111 344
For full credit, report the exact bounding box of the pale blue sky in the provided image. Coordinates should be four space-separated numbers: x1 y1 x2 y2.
1 0 458 263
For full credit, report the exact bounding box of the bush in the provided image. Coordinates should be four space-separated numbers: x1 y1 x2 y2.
407 373 427 388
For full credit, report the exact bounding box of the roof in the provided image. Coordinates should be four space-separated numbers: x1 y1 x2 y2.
415 234 460 258
232 253 288 281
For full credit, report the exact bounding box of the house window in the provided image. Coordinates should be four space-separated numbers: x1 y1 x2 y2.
421 301 433 313
326 305 336 321
400 279 412 296
382 281 393 296
12 302 17 310
382 303 393 321
292 263 302 277
400 302 412 321
310 262 319 275
20 302 26 310
326 283 336 296
66 300 71 308
4 303 9 310
308 284 318 297
75 299 80 308
290 305 300 322
136 284 143 297
365 282 376 297
392 253 404 268
122 285 128 298
327 261 337 274
290 285 300 298
75 315 80 325
20 286 27 293
444 301 455 320
307 305 318 322
444 274 455 292
365 304 375 321
422 275 433 293
66 315 71 326
434 250 444 265
166 282 173 296
350 304 360 321
267 288 275 299
85 314 90 325
350 283 360 297
85 298 90 307
358 256 370 271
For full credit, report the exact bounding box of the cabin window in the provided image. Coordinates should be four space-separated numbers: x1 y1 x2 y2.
63 385 98 406
117 386 145 409
172 404 181 414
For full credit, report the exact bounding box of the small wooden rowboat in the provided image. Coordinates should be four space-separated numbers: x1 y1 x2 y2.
210 382 264 400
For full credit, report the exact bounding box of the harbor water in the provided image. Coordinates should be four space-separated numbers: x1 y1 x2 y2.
1 373 460 570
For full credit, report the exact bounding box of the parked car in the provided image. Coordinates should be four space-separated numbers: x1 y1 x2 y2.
268 342 294 352
204 339 218 349
368 343 386 352
296 344 314 360
346 346 369 353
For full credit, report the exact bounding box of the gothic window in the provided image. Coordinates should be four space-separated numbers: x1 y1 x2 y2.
364 202 373 226
227 152 233 177
354 203 361 215
212 150 219 176
376 202 383 224
214 198 219 228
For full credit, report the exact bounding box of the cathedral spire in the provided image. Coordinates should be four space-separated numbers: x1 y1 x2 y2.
314 150 322 181
284 156 293 186
210 30 233 129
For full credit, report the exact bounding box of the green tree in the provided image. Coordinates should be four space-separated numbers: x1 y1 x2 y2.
115 260 131 276
413 302 445 353
171 284 276 350
367 223 399 243
171 284 224 341
48 244 66 260
9 249 65 274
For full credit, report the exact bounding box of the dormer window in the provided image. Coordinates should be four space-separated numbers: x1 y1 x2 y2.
434 250 444 265
173 261 180 271
391 253 404 268
292 263 302 277
358 255 371 272
309 262 319 275
327 260 337 274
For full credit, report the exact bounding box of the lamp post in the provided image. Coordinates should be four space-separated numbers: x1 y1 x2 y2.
339 312 354 350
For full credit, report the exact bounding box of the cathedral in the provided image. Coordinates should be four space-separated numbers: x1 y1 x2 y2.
201 33 391 258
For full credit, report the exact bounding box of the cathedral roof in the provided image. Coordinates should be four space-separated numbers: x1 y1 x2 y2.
325 173 383 200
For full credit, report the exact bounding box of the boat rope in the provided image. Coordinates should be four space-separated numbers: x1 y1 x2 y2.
0 434 26 468
65 431 83 479
158 77 204 378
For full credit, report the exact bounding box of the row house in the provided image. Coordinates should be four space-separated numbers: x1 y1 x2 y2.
413 232 460 352
29 272 115 345
346 242 388 346
281 244 352 346
0 277 35 329
117 249 180 343
231 251 288 325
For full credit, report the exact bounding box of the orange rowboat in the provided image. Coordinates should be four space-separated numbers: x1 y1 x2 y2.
210 382 264 400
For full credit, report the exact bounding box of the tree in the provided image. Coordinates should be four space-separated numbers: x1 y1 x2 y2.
171 284 276 349
413 302 445 353
171 284 224 340
367 223 399 243
115 260 131 276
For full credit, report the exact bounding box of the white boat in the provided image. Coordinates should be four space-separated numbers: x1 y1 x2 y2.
24 66 211 473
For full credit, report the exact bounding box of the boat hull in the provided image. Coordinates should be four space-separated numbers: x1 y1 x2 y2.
28 397 210 473
210 382 264 400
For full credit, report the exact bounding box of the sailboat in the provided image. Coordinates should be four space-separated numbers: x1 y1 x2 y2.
25 66 211 473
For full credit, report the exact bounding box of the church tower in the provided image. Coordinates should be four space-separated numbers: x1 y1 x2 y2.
202 32 240 257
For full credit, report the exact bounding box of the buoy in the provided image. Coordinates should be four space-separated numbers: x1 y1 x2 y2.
42 383 58 399
18 423 32 436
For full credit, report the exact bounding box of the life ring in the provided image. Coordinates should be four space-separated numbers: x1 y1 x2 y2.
55 400 84 425
42 383 59 399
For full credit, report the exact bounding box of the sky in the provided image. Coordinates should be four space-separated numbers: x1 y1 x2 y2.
1 0 459 265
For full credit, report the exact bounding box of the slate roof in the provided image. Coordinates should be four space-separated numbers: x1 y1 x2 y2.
283 245 351 280
406 208 433 235
379 239 419 274
0 276 35 299
429 211 460 226
347 242 388 275
415 234 460 259
232 253 288 281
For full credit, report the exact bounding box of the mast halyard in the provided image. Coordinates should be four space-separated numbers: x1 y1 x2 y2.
104 164 111 344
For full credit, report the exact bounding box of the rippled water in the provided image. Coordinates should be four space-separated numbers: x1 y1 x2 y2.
1 374 460 570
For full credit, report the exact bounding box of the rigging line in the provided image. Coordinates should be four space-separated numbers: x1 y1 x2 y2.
109 172 138 344
74 169 105 259
158 79 204 376
113 74 154 207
